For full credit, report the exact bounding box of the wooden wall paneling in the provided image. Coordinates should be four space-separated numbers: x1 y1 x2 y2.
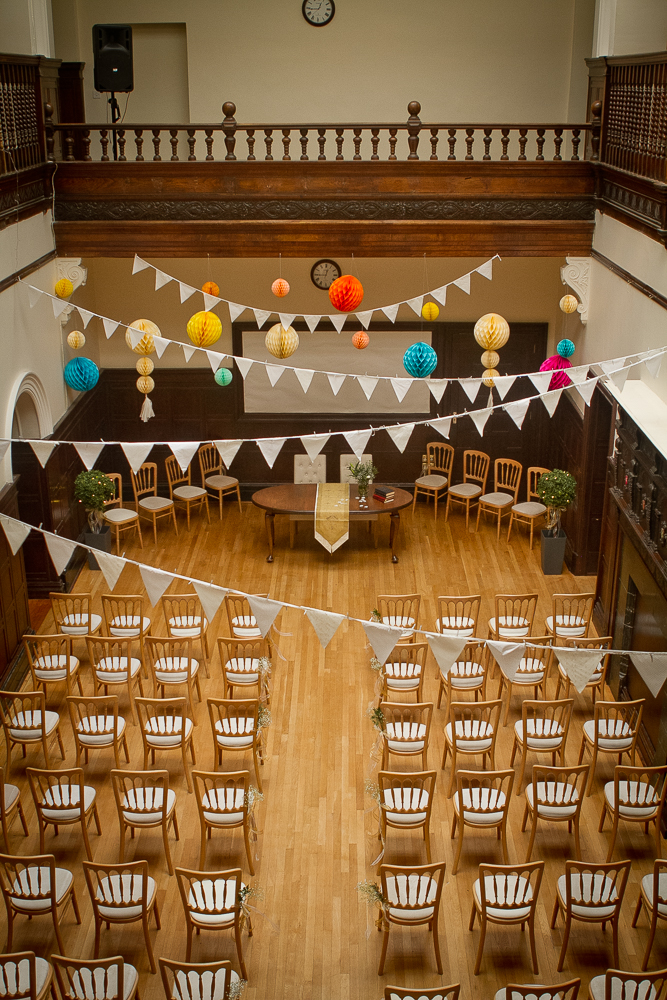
0 479 31 680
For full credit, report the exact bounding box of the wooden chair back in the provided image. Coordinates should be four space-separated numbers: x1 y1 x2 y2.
208 698 259 743
175 866 242 922
476 861 544 922
512 638 554 680
225 594 266 636
67 694 124 763
598 970 667 1000
436 595 481 635
101 595 147 636
0 853 58 909
449 699 501 752
162 595 206 632
494 594 538 635
426 442 454 476
530 764 588 816
193 769 250 824
0 952 49 1000
498 982 580 1000
0 689 48 740
377 770 436 825
551 593 594 634
111 769 171 826
382 642 428 690
449 639 489 679
592 699 644 750
136 696 189 740
494 458 522 500
379 861 446 924
53 955 132 1000
520 698 573 748
49 593 94 632
83 858 150 919
612 763 667 819
198 443 224 481
26 766 87 822
146 636 196 680
131 463 158 502
462 450 490 490
384 985 461 1000
165 455 192 495
646 859 667 912
526 466 550 501
104 473 122 509
454 769 514 822
377 595 421 631
159 958 237 1000
86 636 137 677
561 859 630 920
23 634 76 689
380 701 433 754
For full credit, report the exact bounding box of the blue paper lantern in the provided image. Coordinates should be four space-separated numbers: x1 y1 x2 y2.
403 342 438 379
557 339 575 358
64 357 99 392
214 367 233 386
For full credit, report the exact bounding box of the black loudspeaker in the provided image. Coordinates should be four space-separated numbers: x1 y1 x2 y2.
92 24 133 93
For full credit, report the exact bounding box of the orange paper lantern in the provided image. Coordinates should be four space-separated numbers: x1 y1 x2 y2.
351 330 369 349
329 275 364 312
202 281 219 296
187 311 222 347
271 278 290 298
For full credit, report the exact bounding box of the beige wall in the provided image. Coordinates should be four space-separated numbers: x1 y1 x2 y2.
612 0 667 54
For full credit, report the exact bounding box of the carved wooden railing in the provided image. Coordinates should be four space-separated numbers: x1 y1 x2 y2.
0 55 46 173
599 53 667 181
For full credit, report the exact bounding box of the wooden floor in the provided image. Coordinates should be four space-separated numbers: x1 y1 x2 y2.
4 499 663 1000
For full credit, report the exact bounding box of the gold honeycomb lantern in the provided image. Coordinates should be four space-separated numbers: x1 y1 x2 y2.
136 357 154 376
483 368 499 387
125 319 159 355
481 350 500 369
560 294 579 314
474 313 510 351
136 375 155 394
187 311 222 348
265 323 299 359
67 331 86 350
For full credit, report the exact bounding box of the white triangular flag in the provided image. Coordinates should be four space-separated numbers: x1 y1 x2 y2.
555 649 604 694
139 565 174 607
541 389 563 416
294 369 314 393
179 282 196 303
103 318 119 339
77 307 94 329
52 297 70 318
469 407 492 436
278 314 296 330
645 354 663 379
235 357 254 379
476 259 494 280
431 285 448 307
74 443 104 470
0 440 10 462
390 378 412 403
355 311 373 330
386 423 415 453
29 441 56 468
303 315 320 333
45 533 77 576
153 336 169 359
575 378 598 407
601 357 625 376
461 379 482 403
27 285 42 308
132 255 150 275
94 550 126 591
203 293 219 312
266 364 284 387
169 442 199 474
344 429 372 460
304 608 345 649
487 640 527 682
258 438 286 468
182 345 196 363
362 621 403 665
329 313 347 334
381 304 400 323
427 379 448 403
430 417 452 439
0 515 31 556
301 433 330 462
425 633 468 678
453 273 471 294
207 351 225 373
328 373 346 396
228 302 246 323
528 372 552 395
127 327 144 350
504 398 531 430
121 442 153 474
214 440 243 468
567 366 588 386
629 652 667 699
193 581 228 624
405 295 424 316
253 308 271 329
357 376 378 400
610 366 629 392
155 269 172 291
247 595 283 638
494 375 516 400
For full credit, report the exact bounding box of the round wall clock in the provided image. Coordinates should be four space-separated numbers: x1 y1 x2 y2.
302 0 335 27
310 259 341 289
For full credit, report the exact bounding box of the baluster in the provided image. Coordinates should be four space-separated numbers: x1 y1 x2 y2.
64 129 75 161
447 128 457 159
388 128 398 160
571 127 580 161
169 128 179 160
590 101 602 161
518 127 528 160
553 126 563 161
44 102 55 161
299 128 309 160
317 128 327 160
205 128 214 160
482 127 492 160
117 129 126 161
406 100 421 159
282 128 291 160
100 128 110 162
187 128 196 160
134 129 144 161
82 129 92 161
247 128 256 161
535 127 545 160
152 129 161 161
465 127 474 160
500 127 510 160
352 127 362 160
429 127 439 160
335 128 344 160
222 101 237 160
264 128 274 160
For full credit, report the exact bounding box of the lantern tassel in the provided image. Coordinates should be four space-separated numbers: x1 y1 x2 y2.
140 394 155 422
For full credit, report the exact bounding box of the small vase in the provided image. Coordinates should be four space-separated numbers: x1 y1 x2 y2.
357 482 369 501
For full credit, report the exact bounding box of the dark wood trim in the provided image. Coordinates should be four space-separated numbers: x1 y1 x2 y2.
592 248 667 311
0 249 57 295
0 162 56 230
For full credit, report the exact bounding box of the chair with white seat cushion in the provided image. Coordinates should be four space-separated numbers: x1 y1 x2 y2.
451 769 514 875
0 951 56 1000
67 695 130 770
86 637 145 724
377 770 436 864
385 988 461 1000
131 462 178 545
377 861 446 975
0 690 66 774
494 981 581 1000
381 642 428 703
0 769 29 852
496 637 553 726
159 958 240 1000
546 593 594 645
136 697 196 793
27 766 101 862
506 466 550 550
50 592 102 639
217 636 271 702
225 594 267 641
207 698 265 792
0 853 81 954
510 698 573 795
412 442 454 519
600 764 667 862
102 475 143 555
162 594 211 677
175 866 250 977
434 594 481 638
445 450 490 529
193 769 255 873
102 594 151 664
380 701 433 771
632 860 667 971
111 769 179 876
488 593 538 641
53 954 139 1000
437 639 490 718
522 764 589 862
23 634 83 699
198 443 242 519
555 637 612 705
442 699 502 797
83 859 160 974
476 458 523 541
377 594 421 641
587 968 667 1000
551 860 631 972
165 455 210 530
470 861 544 976
146 636 201 721
578 699 645 796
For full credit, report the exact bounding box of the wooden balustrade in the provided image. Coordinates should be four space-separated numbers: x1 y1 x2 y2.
0 56 45 173
600 54 667 181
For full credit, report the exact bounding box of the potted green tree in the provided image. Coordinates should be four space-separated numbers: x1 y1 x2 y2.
536 469 577 575
347 459 378 501
74 470 115 567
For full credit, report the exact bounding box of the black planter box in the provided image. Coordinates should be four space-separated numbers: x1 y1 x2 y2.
541 528 567 575
83 525 112 570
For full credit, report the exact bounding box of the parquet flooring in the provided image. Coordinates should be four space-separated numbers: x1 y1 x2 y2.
3 499 664 1000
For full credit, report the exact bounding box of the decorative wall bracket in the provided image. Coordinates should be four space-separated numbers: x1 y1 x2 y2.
55 258 87 326
560 256 590 324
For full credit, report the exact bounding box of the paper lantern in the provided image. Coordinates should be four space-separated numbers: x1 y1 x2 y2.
482 368 499 387
557 339 576 358
421 301 440 321
125 319 159 355
187 311 222 348
265 323 299 359
329 274 364 312
64 357 99 392
560 294 578 314
403 342 438 379
136 357 154 376
540 354 572 390
136 375 155 395
271 278 290 298
55 278 73 299
481 350 500 369
352 330 369 350
202 281 219 296
214 367 233 386
67 331 86 350
474 313 510 351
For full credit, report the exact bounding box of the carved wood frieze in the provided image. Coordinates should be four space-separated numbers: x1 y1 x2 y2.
0 163 55 229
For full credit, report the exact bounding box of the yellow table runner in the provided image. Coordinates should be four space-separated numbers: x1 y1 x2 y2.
314 483 350 554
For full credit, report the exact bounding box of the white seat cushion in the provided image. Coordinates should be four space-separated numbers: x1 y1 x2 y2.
489 616 530 638
109 615 150 637
557 872 618 919
448 658 485 689
494 989 556 1000
231 616 261 638
96 872 156 920
105 508 138 524
479 491 513 507
144 715 193 747
77 714 126 746
3 783 20 810
436 616 475 636
449 483 482 498
205 475 238 490
415 474 448 488
34 655 79 681
514 718 563 751
583 718 634 751
473 875 533 922
202 787 245 825
154 657 199 684
2 956 52 998
215 717 255 749
383 787 429 825
172 968 238 1000
588 975 658 1000
640 872 667 917
9 710 60 741
385 872 437 922
446 720 493 753
526 781 579 818
96 656 142 682
511 657 545 684
225 657 260 684
546 614 587 637
66 962 138 1000
173 485 206 500
188 877 241 925
454 786 506 825
61 613 102 636
168 616 208 639
604 780 660 819
139 496 173 511
386 721 426 752
41 783 96 822
122 787 176 824
12 866 72 911
512 501 546 516
384 660 422 690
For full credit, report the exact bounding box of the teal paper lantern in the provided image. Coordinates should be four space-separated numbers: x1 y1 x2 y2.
403 342 438 379
64 357 99 392
214 367 233 386
557 339 575 358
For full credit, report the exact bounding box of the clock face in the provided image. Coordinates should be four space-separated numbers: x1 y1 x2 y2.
310 259 341 290
302 0 335 26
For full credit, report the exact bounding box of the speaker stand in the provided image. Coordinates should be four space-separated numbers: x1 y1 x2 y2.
108 93 121 161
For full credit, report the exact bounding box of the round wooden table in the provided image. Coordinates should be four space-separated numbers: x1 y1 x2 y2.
251 484 413 562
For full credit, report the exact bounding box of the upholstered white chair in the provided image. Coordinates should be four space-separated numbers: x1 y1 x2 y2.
0 951 56 1000
198 443 242 519
633 859 667 971
175 866 250 978
53 954 139 1000
23 634 83 699
600 764 667 862
193 768 255 873
130 463 178 544
522 764 589 862
67 695 130 770
50 593 102 639
412 442 454 519
494 982 580 1000
0 853 81 953
506 466 550 550
290 454 327 546
378 770 437 863
83 859 160 974
111 769 179 876
159 958 241 1000
434 595 481 637
551 860 631 971
587 969 667 1000
136 697 196 793
27 766 101 862
578 699 645 795
377 862 446 975
470 861 544 975
476 458 523 540
165 455 210 530
445 450 490 529
102 475 143 554
451 769 514 874
510 698 573 794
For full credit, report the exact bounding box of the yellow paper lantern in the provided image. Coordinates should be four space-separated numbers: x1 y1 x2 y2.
474 313 510 351
421 301 440 321
136 375 155 394
67 331 86 350
187 311 222 348
482 368 499 387
136 357 154 376
55 278 73 299
481 350 500 369
265 323 299 359
125 319 159 355
559 294 579 314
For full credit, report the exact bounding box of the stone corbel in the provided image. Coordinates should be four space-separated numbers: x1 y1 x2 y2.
560 256 590 324
56 258 87 326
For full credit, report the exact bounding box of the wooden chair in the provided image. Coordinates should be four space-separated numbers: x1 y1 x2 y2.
476 458 523 540
67 695 130 770
193 769 255 873
225 594 265 640
377 770 436 863
0 768 29 851
145 636 201 720
27 766 101 862
587 969 667 1000
555 637 612 704
451 769 514 875
385 989 460 1000
380 701 433 770
442 699 502 796
488 593 538 640
510 698 574 795
495 981 580 1000
434 595 481 637
412 442 454 518
136 697 196 793
159 957 241 1000
101 594 151 663
83 858 160 973
165 455 210 530
161 594 211 676
175 866 250 977
470 861 544 976
49 592 102 638
377 861 446 975
577 699 645 795
198 443 242 518
130 463 178 544
86 636 144 724
445 450 490 529
522 764 589 862
380 642 428 702
217 637 271 701
506 466 550 549
437 639 489 717
23 635 83 699
377 594 421 641
546 593 594 644
496 638 552 725
0 853 81 953
111 769 179 875
103 474 143 554
551 859 631 971
633 859 667 971
207 698 265 791
0 690 65 774
53 954 139 1000
599 764 667 862
0 951 57 1000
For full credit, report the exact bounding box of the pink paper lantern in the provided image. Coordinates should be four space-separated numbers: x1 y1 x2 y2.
540 354 572 390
